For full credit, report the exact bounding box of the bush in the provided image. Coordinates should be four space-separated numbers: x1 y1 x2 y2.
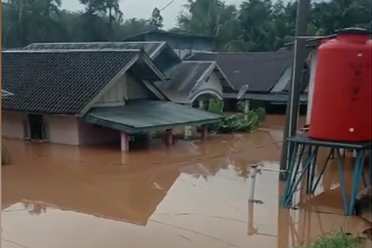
206 99 266 133
297 232 366 248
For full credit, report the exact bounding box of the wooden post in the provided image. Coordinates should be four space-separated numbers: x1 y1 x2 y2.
244 100 250 120
244 100 250 113
165 129 173 146
121 132 129 152
201 124 208 140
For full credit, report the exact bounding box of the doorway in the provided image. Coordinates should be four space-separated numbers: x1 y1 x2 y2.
28 114 45 140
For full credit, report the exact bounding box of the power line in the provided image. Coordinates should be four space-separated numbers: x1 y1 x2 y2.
159 0 177 12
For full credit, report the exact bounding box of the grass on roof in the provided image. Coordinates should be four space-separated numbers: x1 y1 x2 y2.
297 232 366 248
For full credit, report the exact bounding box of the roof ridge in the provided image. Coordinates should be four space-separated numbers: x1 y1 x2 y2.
3 49 142 53
26 41 166 46
193 51 291 55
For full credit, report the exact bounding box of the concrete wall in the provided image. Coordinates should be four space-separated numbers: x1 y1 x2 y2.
2 111 79 145
189 71 223 102
306 49 318 124
44 115 79 145
2 111 120 146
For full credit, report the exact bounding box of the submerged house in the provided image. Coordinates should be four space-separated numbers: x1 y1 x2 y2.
22 42 235 107
2 48 223 151
186 51 309 112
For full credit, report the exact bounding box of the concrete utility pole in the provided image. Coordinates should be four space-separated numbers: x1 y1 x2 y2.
279 0 311 180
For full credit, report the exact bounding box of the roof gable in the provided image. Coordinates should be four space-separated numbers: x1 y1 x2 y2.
159 61 215 94
2 49 165 115
187 51 293 92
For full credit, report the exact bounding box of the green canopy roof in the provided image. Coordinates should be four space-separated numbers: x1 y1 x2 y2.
83 100 222 134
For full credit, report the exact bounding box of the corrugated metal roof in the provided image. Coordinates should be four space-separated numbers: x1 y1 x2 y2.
84 100 223 133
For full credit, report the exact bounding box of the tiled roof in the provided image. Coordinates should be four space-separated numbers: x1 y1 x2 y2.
187 51 293 92
2 50 139 115
23 42 169 59
156 61 215 94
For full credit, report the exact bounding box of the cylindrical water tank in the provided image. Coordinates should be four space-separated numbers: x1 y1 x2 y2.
309 28 372 142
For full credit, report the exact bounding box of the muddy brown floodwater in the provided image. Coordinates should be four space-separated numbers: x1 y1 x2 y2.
2 115 371 248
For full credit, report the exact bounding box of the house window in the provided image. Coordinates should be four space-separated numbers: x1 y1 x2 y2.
27 114 48 141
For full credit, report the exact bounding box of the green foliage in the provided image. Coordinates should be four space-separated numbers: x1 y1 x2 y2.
2 0 370 51
207 99 265 133
207 98 224 114
255 107 266 121
177 0 371 52
297 232 366 248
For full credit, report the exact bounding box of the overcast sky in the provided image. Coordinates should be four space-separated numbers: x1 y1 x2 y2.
62 0 288 29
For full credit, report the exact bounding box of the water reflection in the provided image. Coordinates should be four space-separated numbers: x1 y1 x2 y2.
2 119 371 248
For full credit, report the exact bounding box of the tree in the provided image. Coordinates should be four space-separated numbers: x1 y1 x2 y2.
149 7 164 29
2 0 66 47
1 0 371 50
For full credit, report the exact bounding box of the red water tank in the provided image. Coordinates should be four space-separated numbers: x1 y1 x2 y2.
309 28 372 142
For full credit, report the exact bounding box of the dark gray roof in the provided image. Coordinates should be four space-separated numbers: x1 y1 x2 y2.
156 61 215 94
124 30 215 42
23 42 167 59
187 51 293 92
2 50 142 115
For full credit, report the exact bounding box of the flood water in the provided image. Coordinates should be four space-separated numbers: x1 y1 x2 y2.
2 115 371 248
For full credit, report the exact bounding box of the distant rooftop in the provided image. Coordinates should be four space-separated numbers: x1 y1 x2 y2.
187 51 293 92
22 41 170 59
124 29 215 42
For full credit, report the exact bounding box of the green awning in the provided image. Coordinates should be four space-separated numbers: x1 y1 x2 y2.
83 100 222 134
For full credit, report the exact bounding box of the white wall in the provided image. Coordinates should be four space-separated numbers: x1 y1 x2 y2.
2 111 80 145
306 49 318 124
189 71 223 102
44 115 79 145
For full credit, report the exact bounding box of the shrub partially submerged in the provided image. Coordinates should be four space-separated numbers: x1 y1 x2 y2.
207 99 266 133
298 232 366 248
